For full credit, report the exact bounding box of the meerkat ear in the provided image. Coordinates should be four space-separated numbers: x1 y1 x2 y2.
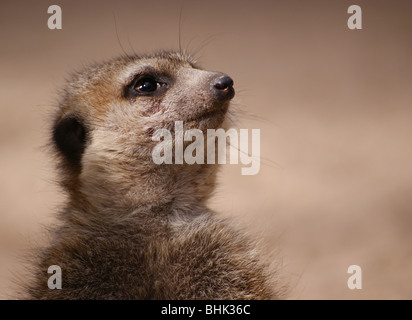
52 117 88 166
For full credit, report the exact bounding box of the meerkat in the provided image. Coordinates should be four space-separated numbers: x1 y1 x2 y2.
26 52 281 299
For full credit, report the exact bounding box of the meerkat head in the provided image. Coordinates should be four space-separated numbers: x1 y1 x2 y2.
51 52 235 215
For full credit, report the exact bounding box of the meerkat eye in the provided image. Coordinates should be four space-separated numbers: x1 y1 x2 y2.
134 77 160 93
124 74 168 99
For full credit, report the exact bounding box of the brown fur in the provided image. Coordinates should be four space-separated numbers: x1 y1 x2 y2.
26 52 281 299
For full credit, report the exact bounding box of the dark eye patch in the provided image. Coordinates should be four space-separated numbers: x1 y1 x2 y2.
124 73 169 100
134 77 161 93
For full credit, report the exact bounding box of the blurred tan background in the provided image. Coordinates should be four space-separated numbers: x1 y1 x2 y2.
1 0 411 299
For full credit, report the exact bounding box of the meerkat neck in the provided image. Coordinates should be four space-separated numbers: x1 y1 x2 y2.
61 165 216 228
63 195 211 232
63 159 218 219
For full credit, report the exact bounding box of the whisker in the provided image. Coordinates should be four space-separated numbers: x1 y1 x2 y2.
192 32 227 59
226 141 283 170
126 33 137 57
228 103 277 127
184 34 198 56
178 1 185 55
112 12 129 57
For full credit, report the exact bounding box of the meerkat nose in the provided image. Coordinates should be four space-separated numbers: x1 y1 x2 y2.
212 75 235 100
